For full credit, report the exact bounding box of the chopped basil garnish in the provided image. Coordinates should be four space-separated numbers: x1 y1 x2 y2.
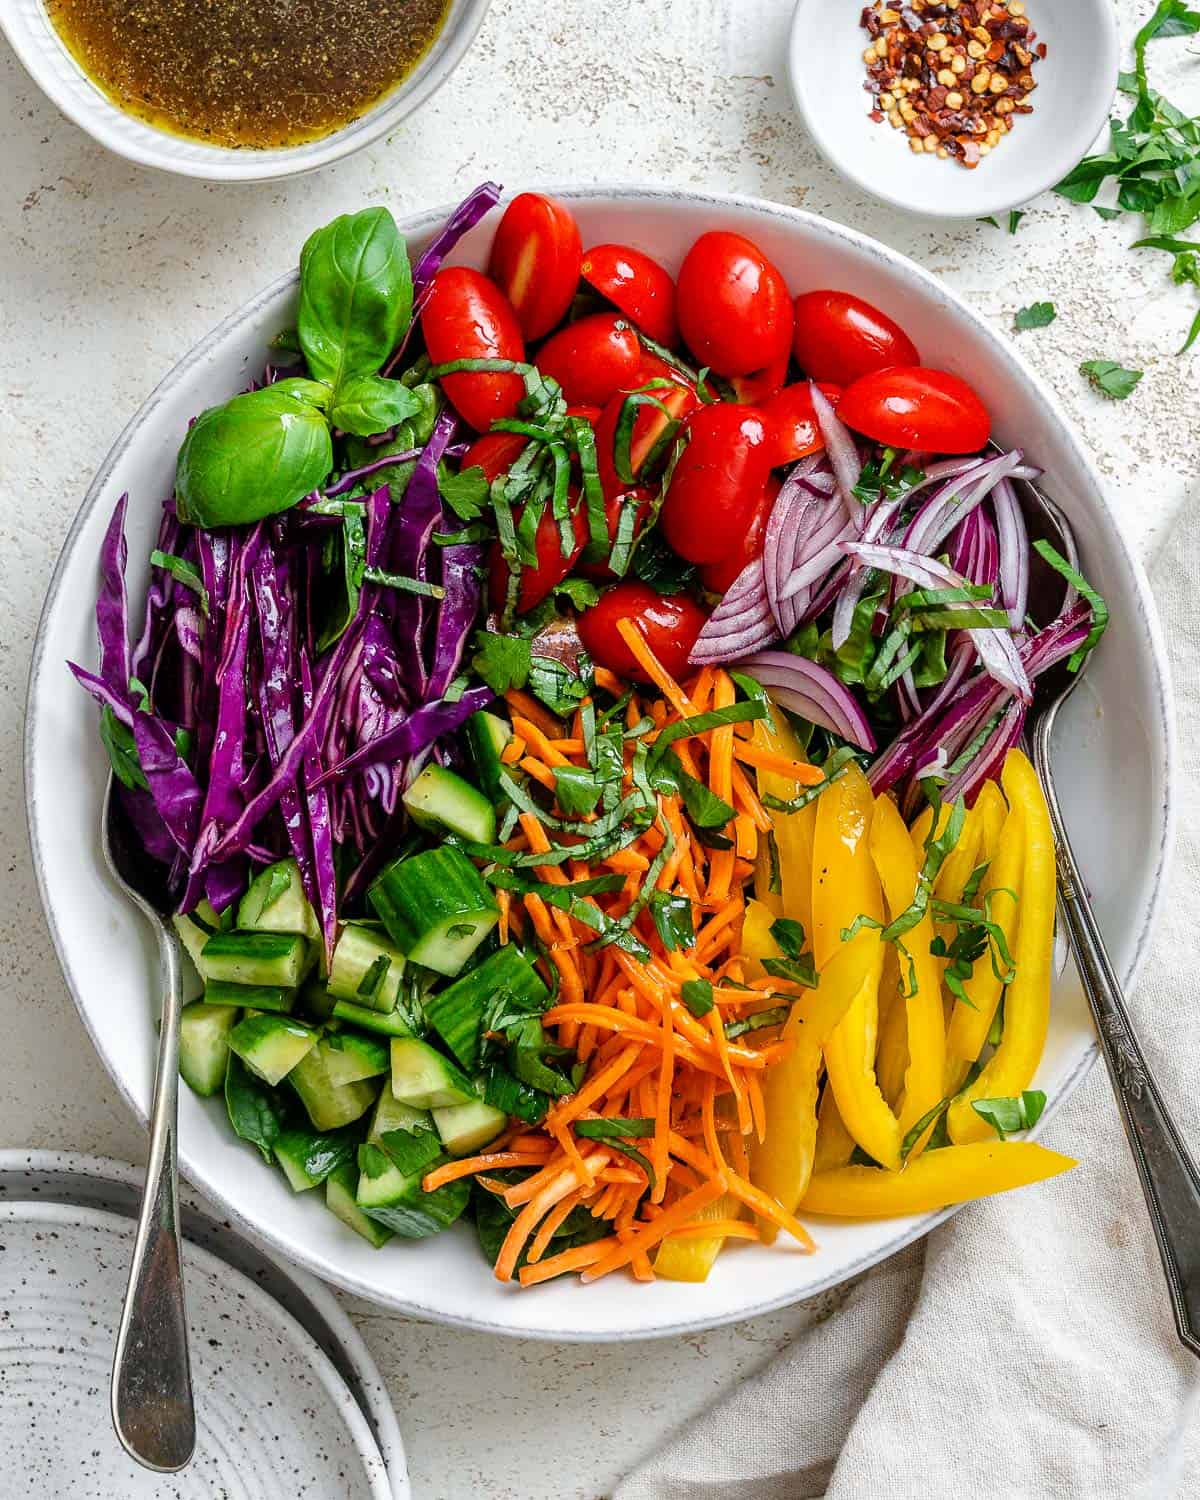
680 977 714 1017
971 1090 1047 1140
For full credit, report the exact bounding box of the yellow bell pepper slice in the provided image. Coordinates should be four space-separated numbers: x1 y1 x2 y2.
948 750 1054 1144
812 761 880 969
944 799 1025 1078
911 800 984 908
822 935 897 1168
801 1139 1075 1217
739 896 780 982
813 1082 857 1173
751 706 816 934
654 1192 743 1281
870 796 946 1148
873 947 907 1110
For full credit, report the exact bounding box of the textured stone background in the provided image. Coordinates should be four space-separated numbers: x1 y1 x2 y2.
0 1 1197 1496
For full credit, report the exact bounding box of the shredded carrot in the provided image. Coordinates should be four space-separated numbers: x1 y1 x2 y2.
731 740 824 784
518 1237 619 1287
526 1189 584 1265
421 1152 553 1193
614 618 693 717
580 1177 728 1282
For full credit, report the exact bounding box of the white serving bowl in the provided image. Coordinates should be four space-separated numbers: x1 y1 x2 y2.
787 0 1120 219
26 187 1174 1340
0 0 491 181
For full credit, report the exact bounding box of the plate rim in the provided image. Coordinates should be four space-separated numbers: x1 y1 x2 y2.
0 1194 395 1499
23 184 1177 1340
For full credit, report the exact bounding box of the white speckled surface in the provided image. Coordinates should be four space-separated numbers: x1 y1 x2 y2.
1 1 1197 1496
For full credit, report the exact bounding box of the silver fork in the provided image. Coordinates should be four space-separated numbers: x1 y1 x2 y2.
1016 476 1200 1358
101 774 196 1469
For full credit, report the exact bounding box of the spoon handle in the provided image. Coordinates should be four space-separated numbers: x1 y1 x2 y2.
1033 714 1200 1358
111 924 197 1470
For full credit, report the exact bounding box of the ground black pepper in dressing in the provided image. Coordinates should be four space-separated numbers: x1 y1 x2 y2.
44 0 451 149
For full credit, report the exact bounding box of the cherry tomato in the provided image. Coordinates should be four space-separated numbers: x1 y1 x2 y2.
577 582 708 683
565 403 603 427
535 313 642 408
761 381 843 468
423 268 525 433
577 486 655 580
487 193 582 341
729 351 790 406
658 403 771 565
700 474 780 593
837 367 990 454
675 231 793 377
580 244 678 347
459 430 528 483
593 360 700 501
791 290 919 386
487 496 586 616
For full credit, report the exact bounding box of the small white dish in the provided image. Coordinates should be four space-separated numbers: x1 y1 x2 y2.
0 1198 393 1498
26 186 1174 1341
786 0 1120 219
0 0 491 182
0 1148 410 1499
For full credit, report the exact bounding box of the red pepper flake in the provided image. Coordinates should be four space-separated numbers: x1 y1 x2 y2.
859 0 1045 169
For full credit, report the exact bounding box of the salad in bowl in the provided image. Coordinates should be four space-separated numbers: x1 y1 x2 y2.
67 183 1107 1292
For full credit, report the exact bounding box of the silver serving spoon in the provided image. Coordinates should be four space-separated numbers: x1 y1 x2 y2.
1015 474 1200 1358
101 774 196 1469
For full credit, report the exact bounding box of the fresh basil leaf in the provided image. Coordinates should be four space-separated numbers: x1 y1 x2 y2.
329 373 421 437
438 463 491 521
574 1117 655 1140
224 1055 281 1163
257 862 294 916
1080 359 1143 399
552 576 601 610
553 765 603 816
1031 540 1109 668
379 1124 443 1177
646 701 767 767
357 1142 392 1180
770 918 808 959
724 1005 789 1040
1014 301 1057 331
680 978 714 1017
628 531 698 595
1008 210 1025 234
970 1090 1048 1141
175 380 333 527
529 654 590 719
760 746 859 815
298 207 413 391
899 1096 952 1163
649 891 695 952
150 549 210 614
761 955 818 988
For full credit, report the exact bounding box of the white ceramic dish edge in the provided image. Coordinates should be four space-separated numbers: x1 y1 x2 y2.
25 186 1176 1340
0 0 492 182
0 1148 411 1500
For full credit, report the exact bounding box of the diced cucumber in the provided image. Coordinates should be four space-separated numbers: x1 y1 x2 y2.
289 1041 381 1131
465 710 512 801
423 944 549 1072
390 1037 475 1108
325 1162 394 1248
403 764 496 845
327 922 406 1014
273 1125 358 1193
204 979 296 1014
322 1031 390 1087
237 858 319 940
330 999 415 1037
178 1002 238 1097
200 931 310 988
433 1099 507 1157
298 978 337 1023
355 1147 470 1238
369 1091 443 1176
229 1013 317 1086
369 848 498 978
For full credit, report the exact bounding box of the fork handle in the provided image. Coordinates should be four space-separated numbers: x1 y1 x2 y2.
111 924 196 1469
1033 715 1200 1358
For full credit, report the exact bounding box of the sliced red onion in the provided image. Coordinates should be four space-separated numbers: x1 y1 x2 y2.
778 499 856 601
842 542 1032 703
867 639 974 790
830 493 907 649
809 382 861 520
734 650 877 751
991 476 1029 629
689 558 780 664
901 449 1024 560
762 468 812 636
938 698 1026 805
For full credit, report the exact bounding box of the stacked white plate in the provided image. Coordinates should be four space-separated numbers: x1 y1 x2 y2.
0 1151 409 1498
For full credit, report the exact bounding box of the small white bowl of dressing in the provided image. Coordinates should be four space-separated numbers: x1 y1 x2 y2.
0 0 492 181
786 0 1120 219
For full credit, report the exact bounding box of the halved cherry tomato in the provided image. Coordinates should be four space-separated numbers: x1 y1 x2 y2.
535 313 642 408
488 193 582 341
658 403 771 565
837 367 990 454
565 403 603 427
577 485 655 579
577 582 708 683
730 351 790 406
487 496 586 616
791 290 919 386
700 473 780 593
676 232 793 377
423 268 525 432
459 430 528 483
580 244 678 347
761 381 843 467
593 359 700 501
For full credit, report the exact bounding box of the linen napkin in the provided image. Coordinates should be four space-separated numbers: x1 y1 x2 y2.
618 513 1200 1500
